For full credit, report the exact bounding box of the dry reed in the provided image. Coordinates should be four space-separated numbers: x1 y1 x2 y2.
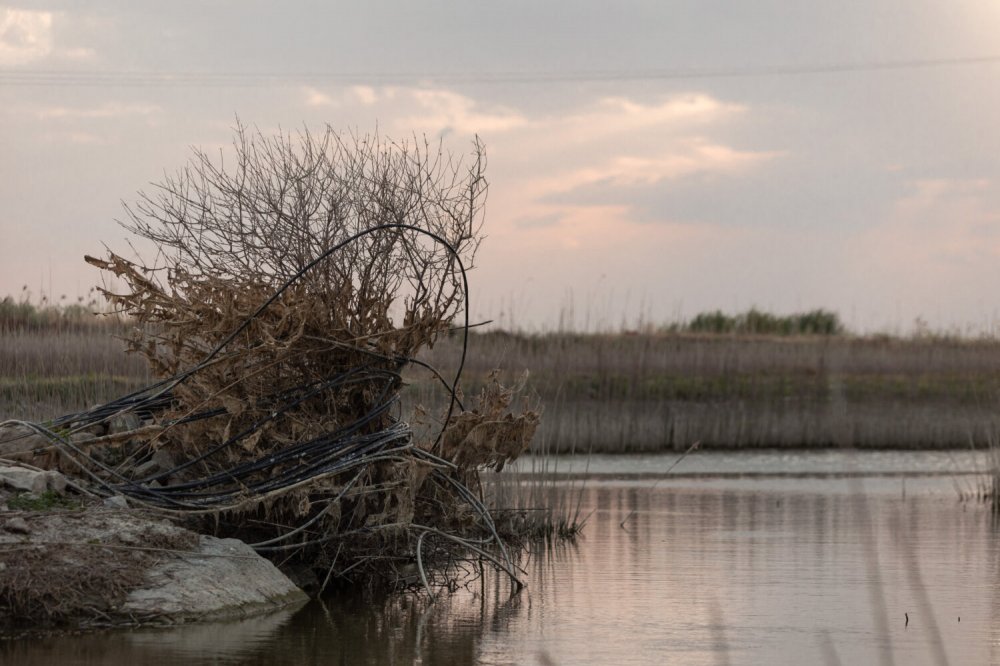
8 328 1000 452
417 331 1000 451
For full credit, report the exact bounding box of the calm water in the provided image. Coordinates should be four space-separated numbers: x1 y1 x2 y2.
5 450 1000 665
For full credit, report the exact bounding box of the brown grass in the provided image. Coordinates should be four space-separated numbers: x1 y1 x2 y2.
415 331 1000 451
6 327 1000 452
0 326 149 421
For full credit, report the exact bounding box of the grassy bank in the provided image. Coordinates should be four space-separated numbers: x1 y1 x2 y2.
5 321 1000 451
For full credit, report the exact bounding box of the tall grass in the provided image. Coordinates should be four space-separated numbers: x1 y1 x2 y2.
6 303 1000 450
0 302 148 421
415 331 1000 451
480 428 590 540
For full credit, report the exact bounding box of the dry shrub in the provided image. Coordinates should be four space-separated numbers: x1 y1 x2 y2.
438 371 540 473
75 123 535 587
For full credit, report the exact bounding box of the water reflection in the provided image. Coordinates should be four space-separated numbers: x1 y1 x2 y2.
4 454 999 665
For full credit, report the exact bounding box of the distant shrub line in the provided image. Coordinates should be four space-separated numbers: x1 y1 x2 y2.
680 308 844 336
0 296 123 333
0 297 846 338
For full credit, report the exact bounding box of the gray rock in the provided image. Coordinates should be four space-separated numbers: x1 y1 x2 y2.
109 412 143 435
70 422 107 437
0 466 67 494
133 460 158 478
45 470 66 493
0 424 50 458
69 432 97 445
103 495 130 509
4 517 30 534
134 448 177 480
117 531 140 546
123 535 308 622
150 448 175 471
0 509 307 631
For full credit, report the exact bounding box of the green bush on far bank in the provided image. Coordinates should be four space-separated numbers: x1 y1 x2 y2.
0 294 118 333
684 308 843 336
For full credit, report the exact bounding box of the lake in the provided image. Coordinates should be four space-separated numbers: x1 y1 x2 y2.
5 450 998 665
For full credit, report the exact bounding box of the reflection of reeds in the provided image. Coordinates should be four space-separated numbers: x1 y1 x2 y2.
991 446 1000 513
962 430 1000 512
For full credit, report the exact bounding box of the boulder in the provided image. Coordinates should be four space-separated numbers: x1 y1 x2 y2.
3 517 30 534
123 535 308 623
0 466 67 494
109 413 143 435
0 508 307 633
133 448 176 480
0 424 50 459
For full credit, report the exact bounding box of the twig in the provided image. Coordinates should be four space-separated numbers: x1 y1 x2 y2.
619 440 700 528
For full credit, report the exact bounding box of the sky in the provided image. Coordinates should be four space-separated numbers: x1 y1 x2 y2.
3 1 1000 333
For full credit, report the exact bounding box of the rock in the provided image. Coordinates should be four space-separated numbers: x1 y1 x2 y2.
0 510 307 633
122 535 308 622
69 432 97 445
103 495 130 510
70 422 107 437
151 448 175 471
4 517 30 534
134 448 176 479
0 424 50 459
1 468 46 492
47 471 67 493
117 531 140 546
0 466 67 494
109 412 143 435
133 460 157 478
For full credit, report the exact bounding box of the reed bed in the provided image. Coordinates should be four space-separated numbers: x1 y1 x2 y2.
416 331 1000 451
6 327 1000 452
0 325 149 421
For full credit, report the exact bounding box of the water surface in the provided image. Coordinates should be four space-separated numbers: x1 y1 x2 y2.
5 450 998 665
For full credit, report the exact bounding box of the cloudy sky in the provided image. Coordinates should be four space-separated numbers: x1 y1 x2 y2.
3 1 1000 333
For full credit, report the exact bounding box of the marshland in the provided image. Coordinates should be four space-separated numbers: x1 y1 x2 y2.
8 302 1000 452
4 296 1000 663
10 1 1000 660
2 126 999 665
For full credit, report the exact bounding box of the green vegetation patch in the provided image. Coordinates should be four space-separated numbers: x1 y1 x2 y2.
685 308 844 336
7 491 80 511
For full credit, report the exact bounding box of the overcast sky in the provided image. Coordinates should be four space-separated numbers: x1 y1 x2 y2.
3 1 1000 333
